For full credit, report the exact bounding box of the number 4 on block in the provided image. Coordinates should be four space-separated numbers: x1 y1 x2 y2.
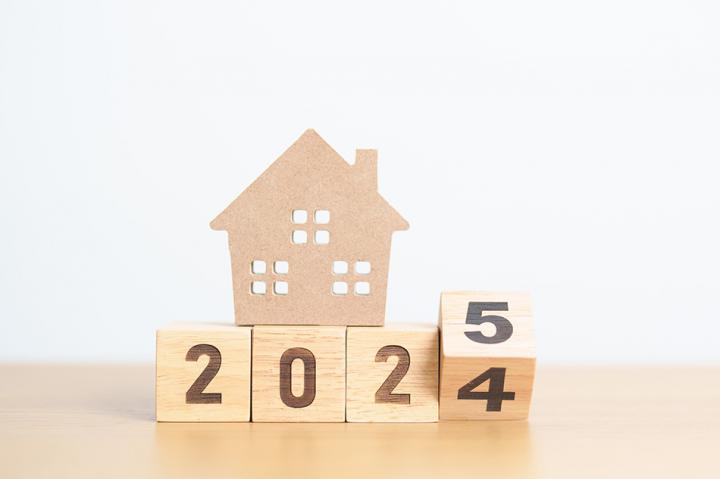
439 292 536 420
156 323 252 422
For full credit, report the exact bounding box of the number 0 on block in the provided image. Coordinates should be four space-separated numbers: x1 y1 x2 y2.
252 326 346 422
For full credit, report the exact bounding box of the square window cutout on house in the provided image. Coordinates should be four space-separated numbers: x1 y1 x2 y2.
292 230 307 244
274 261 289 274
273 281 288 295
332 281 348 295
355 282 370 296
251 260 266 274
355 261 371 275
292 210 308 224
332 261 348 275
314 209 330 224
315 230 330 245
251 281 266 295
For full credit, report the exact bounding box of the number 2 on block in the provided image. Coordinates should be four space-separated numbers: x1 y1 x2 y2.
185 344 222 404
374 345 411 404
457 367 515 412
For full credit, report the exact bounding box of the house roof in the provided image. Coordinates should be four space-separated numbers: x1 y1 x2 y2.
210 129 409 232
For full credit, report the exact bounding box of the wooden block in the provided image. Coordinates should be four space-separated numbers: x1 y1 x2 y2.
346 324 439 422
156 323 251 422
439 292 536 420
252 326 346 422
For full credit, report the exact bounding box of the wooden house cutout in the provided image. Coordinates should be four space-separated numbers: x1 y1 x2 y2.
211 129 409 326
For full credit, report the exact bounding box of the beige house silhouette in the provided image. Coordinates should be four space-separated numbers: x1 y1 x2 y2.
211 130 408 326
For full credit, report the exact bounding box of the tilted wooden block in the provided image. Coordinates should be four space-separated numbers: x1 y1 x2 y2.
252 326 346 422
439 292 536 420
156 323 251 422
346 324 439 422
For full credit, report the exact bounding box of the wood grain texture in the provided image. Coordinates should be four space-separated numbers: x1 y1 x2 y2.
346 324 439 422
3 364 720 478
252 326 346 422
156 323 251 422
440 292 535 420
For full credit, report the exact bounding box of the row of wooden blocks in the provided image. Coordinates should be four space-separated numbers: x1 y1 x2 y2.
156 292 535 422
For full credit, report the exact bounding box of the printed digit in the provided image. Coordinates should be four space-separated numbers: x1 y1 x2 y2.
279 347 316 408
375 345 411 404
185 344 222 404
457 367 515 411
465 302 513 344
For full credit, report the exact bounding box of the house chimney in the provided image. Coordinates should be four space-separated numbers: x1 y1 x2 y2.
355 149 378 191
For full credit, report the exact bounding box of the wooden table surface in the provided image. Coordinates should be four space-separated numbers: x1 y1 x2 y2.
1 364 718 478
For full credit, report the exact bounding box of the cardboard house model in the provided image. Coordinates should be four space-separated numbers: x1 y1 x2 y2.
211 130 408 326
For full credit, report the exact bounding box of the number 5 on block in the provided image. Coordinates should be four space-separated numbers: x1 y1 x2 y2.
156 323 251 422
439 292 536 420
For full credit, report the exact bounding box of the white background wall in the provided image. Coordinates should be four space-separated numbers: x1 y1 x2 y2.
1 0 719 362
